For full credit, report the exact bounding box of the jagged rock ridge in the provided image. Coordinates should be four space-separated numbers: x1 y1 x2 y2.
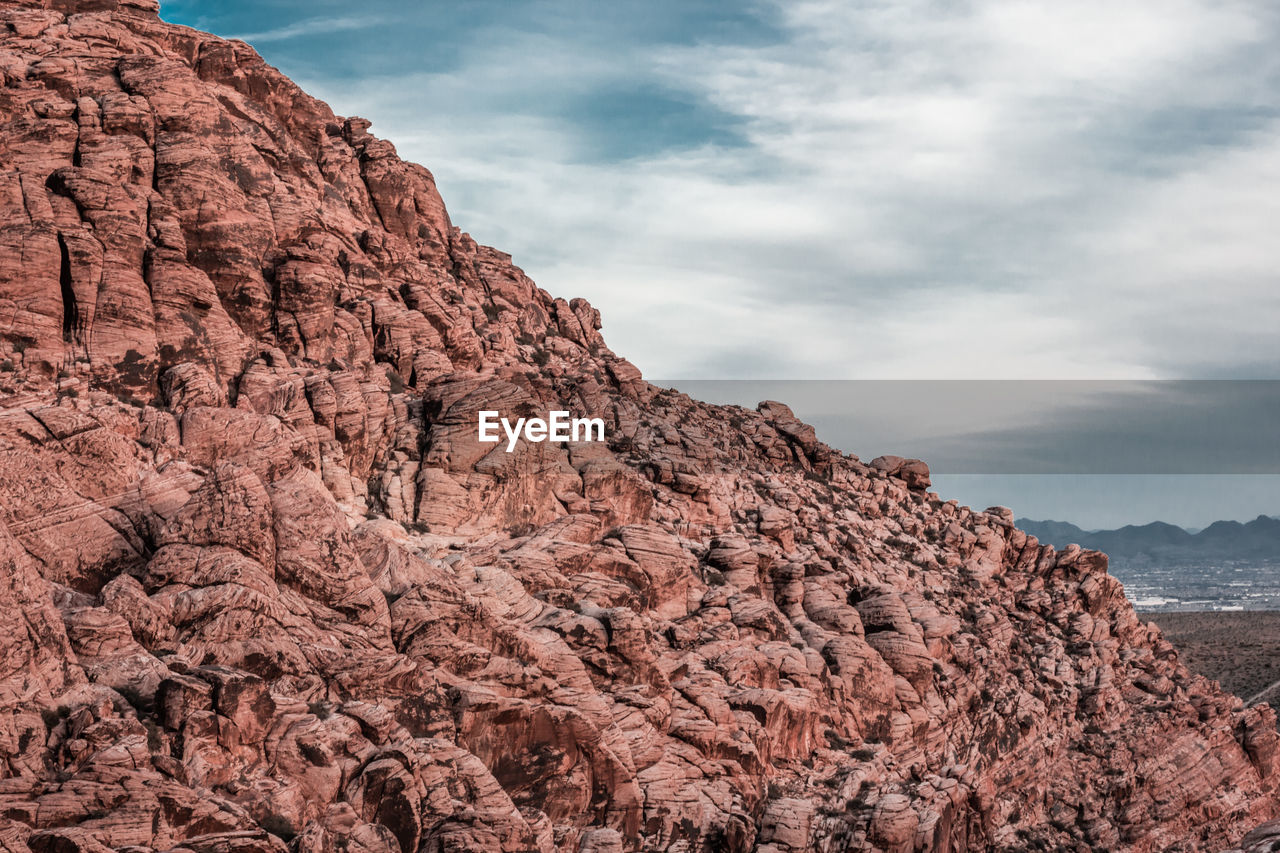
1 1 1277 851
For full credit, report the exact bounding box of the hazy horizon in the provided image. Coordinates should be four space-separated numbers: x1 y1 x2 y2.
933 475 1280 531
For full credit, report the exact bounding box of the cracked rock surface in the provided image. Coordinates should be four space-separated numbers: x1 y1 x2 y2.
1 1 1277 851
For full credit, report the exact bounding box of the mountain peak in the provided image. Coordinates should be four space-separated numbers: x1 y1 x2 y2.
1 5 1276 851
1022 514 1280 560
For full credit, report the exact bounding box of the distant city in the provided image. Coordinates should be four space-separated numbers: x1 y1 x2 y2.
1020 516 1280 611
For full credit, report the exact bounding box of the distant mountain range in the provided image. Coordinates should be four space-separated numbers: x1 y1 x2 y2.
1018 515 1280 562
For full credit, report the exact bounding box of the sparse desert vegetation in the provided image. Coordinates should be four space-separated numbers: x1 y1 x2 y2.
1145 611 1280 703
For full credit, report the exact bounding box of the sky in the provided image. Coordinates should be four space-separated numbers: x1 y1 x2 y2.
160 1 1280 527
672 380 1280 528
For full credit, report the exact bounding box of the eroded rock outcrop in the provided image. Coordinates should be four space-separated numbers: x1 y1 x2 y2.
0 2 1276 851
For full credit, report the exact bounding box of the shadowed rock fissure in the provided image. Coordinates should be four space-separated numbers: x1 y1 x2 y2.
56 232 76 345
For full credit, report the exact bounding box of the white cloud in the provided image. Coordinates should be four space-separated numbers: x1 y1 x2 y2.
229 16 384 45
298 0 1280 380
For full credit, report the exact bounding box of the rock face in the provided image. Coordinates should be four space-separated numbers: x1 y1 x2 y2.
1228 820 1280 853
0 2 1276 851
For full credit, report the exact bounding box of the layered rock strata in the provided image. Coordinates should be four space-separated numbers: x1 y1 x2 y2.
1 1 1277 851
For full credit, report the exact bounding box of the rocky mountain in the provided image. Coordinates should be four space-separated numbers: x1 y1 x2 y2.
1019 516 1280 562
1 1 1278 851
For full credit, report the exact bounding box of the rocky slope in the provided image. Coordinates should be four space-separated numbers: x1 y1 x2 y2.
1 1 1277 851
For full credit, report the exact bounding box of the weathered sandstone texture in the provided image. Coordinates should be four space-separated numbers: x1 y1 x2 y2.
1 2 1277 851
1227 820 1280 853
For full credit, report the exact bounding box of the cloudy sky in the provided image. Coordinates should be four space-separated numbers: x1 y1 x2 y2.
162 0 1280 526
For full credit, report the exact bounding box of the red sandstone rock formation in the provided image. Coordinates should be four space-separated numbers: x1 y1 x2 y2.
0 2 1276 851
1228 820 1280 853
